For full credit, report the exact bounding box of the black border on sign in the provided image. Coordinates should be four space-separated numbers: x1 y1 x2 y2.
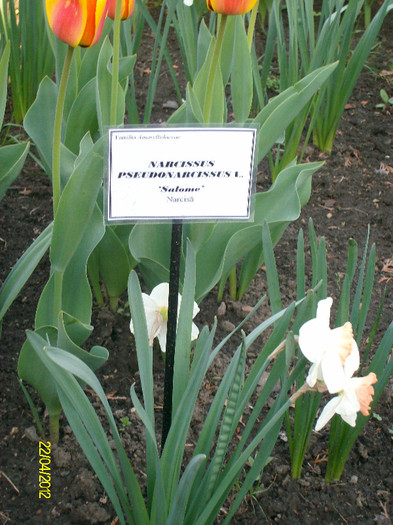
105 126 258 224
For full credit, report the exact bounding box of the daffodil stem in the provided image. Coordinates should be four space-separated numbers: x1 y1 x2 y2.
52 45 74 217
161 221 183 451
110 0 123 126
203 14 227 123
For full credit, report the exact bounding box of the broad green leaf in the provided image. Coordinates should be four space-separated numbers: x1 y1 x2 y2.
23 76 57 174
0 142 30 201
50 153 103 273
46 342 148 524
192 37 225 123
166 455 207 525
36 205 105 329
23 76 76 183
0 223 52 323
128 162 322 302
64 78 99 154
231 16 252 122
18 326 60 418
0 41 10 129
96 226 134 308
19 319 108 419
96 36 125 132
196 20 213 75
220 16 236 85
253 62 337 163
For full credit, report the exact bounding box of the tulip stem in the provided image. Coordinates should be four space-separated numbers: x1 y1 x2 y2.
203 14 227 123
110 0 123 126
247 1 259 52
52 45 74 217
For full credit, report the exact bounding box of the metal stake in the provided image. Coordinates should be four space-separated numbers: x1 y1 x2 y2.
161 220 183 450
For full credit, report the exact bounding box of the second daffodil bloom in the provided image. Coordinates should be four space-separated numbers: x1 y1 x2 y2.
130 283 199 353
298 297 359 392
315 371 377 431
107 0 134 20
207 0 259 15
46 0 108 47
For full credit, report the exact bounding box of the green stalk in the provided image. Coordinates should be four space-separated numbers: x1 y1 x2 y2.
247 1 259 52
229 267 237 300
52 45 74 216
49 409 61 444
203 14 227 123
110 0 123 126
53 269 64 326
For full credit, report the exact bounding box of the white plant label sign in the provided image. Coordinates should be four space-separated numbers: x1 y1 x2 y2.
106 127 257 222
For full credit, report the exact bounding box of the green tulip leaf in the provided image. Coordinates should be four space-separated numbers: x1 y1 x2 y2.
36 205 105 330
64 78 99 154
0 141 30 201
23 76 76 184
231 16 252 122
0 223 52 324
0 41 10 129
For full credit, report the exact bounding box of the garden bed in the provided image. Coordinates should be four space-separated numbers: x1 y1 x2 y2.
1 10 393 525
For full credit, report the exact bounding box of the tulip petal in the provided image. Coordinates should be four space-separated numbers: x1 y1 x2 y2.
207 0 258 15
108 0 135 20
79 0 108 47
46 0 87 47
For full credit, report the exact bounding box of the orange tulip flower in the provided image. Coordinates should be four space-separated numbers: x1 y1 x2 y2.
46 0 109 47
207 0 258 15
107 0 135 20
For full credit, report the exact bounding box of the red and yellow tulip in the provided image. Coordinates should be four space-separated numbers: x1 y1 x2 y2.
206 0 258 15
46 0 109 47
107 0 135 20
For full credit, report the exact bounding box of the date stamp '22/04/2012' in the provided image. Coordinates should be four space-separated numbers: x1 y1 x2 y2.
38 441 51 499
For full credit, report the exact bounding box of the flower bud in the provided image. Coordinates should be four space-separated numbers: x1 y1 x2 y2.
107 0 134 20
207 0 258 15
46 0 108 47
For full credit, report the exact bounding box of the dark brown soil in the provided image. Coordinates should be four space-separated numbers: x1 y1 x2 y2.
1 11 393 525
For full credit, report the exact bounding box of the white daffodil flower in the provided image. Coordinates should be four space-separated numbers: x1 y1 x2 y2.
298 297 359 392
130 282 199 353
315 371 377 431
184 0 193 5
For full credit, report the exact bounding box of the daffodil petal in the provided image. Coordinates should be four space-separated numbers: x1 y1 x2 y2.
315 395 342 431
299 317 330 363
321 350 346 393
343 340 360 378
306 362 321 387
340 412 357 427
315 297 333 325
191 322 199 341
156 324 168 353
150 282 170 306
